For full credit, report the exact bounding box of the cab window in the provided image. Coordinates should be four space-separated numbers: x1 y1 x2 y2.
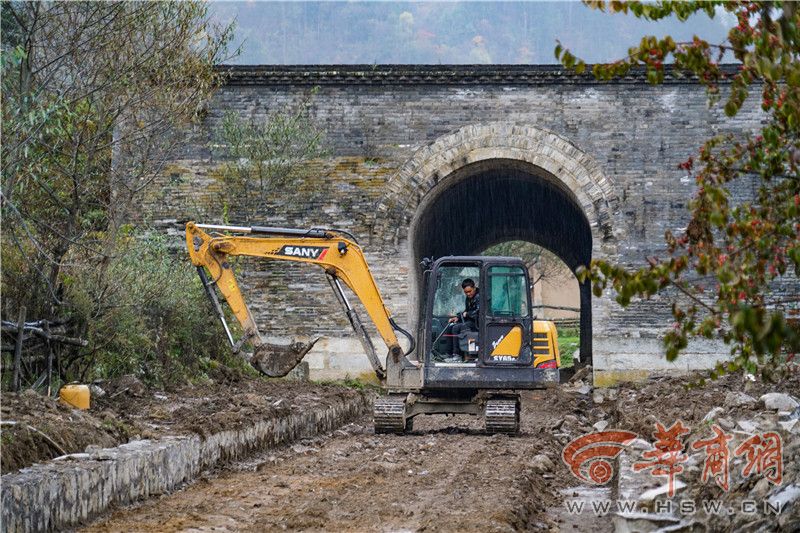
488 266 530 317
432 265 480 317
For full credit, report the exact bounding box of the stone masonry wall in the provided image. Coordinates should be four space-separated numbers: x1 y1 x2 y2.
1 391 369 532
139 65 788 380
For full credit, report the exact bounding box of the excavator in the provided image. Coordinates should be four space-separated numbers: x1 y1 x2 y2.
186 221 560 434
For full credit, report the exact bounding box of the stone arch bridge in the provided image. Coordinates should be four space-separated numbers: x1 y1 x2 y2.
146 65 762 383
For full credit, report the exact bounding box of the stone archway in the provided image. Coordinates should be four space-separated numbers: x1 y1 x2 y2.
375 124 618 367
376 123 618 248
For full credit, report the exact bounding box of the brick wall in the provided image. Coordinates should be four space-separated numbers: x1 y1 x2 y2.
139 65 792 379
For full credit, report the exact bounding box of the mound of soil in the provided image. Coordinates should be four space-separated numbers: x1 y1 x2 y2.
609 371 800 436
2 389 126 475
1 365 365 475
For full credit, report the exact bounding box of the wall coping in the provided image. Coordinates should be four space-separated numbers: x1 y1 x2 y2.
217 64 742 87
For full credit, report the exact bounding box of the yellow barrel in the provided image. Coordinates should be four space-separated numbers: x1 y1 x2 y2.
59 384 90 410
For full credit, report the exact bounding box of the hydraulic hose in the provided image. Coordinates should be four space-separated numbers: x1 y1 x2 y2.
389 317 416 356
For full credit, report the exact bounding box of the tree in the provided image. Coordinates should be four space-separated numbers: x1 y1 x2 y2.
1 1 233 386
211 93 327 223
556 1 799 379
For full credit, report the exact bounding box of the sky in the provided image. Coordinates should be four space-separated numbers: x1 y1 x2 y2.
209 1 735 65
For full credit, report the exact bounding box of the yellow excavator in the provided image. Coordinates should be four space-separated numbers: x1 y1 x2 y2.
186 222 560 434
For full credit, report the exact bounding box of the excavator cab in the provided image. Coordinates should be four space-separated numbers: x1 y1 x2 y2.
374 256 560 435
426 258 536 368
417 256 560 389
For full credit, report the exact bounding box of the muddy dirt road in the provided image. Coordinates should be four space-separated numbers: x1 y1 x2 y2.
80 372 800 532
84 389 582 532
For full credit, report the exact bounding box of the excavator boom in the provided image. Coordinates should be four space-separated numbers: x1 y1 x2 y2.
186 222 412 379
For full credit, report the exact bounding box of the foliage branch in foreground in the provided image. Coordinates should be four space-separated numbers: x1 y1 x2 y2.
557 1 799 378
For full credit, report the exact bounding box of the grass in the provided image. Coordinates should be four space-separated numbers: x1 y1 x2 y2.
557 327 580 368
314 375 382 392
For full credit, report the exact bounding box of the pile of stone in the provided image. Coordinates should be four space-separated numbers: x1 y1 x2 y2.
613 392 799 532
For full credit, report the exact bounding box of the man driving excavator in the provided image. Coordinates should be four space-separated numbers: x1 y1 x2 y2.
445 278 480 362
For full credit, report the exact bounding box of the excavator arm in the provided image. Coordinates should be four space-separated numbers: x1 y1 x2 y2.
186 222 414 380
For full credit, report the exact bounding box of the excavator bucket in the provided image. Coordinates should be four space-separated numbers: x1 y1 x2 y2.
250 337 320 377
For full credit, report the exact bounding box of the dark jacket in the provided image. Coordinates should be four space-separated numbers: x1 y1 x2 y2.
463 289 480 328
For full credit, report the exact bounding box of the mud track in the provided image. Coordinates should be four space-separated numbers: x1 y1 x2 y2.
79 372 800 532
83 390 576 532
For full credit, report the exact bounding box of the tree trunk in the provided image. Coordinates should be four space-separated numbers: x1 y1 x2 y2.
13 306 26 392
44 321 53 396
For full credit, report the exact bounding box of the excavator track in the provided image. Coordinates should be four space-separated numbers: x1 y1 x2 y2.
373 396 407 434
484 397 520 435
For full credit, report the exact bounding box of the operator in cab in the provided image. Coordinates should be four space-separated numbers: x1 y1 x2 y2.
445 278 479 362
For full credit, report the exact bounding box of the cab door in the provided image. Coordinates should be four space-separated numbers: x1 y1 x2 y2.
481 264 533 366
425 262 482 364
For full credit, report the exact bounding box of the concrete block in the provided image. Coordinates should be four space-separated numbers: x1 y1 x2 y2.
302 351 327 370
593 337 729 371
328 353 374 373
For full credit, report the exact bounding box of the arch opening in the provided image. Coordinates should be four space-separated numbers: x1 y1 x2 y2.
409 159 593 365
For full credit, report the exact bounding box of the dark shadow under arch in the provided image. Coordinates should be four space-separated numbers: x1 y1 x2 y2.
410 162 593 365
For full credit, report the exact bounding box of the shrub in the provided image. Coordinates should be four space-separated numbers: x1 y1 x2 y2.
63 232 231 387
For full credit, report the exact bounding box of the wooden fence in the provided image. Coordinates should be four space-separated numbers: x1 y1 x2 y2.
1 307 87 393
